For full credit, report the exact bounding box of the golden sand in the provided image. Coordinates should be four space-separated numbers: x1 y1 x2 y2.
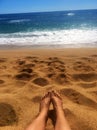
0 48 97 130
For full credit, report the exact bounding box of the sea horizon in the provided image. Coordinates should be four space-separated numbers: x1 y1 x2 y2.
0 8 97 15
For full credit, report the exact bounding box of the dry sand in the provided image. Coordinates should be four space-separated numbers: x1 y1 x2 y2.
0 48 97 130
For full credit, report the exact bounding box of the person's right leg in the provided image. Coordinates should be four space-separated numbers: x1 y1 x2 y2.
51 91 71 130
25 92 51 130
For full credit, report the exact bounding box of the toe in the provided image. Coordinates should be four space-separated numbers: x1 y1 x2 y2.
41 94 46 100
51 90 55 97
48 92 51 97
53 90 58 97
42 92 51 100
53 91 62 99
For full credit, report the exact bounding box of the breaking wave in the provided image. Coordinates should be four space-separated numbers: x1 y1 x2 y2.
8 19 31 23
0 28 97 47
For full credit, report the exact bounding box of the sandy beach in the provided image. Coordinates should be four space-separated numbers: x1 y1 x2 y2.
0 48 97 130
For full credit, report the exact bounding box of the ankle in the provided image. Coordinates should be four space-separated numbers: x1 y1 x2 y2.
38 110 48 119
54 103 63 110
55 107 65 117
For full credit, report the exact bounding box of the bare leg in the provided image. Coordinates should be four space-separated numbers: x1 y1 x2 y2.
51 91 71 130
25 92 51 130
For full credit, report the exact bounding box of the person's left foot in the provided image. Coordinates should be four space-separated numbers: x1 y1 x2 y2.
39 92 51 117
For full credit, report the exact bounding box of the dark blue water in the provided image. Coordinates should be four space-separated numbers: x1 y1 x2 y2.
0 9 97 47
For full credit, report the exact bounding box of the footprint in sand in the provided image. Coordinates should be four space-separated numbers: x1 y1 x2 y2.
47 73 56 78
47 63 65 73
48 57 59 60
32 59 39 63
17 60 26 65
0 103 18 126
0 79 5 84
72 73 97 82
91 54 97 57
78 82 97 89
39 60 46 63
60 88 97 109
33 77 49 86
46 58 65 73
48 57 64 64
49 109 91 130
81 57 95 63
15 72 32 81
45 67 54 73
56 65 66 72
73 61 94 72
25 56 38 60
32 96 42 103
24 63 35 68
47 60 64 66
20 68 33 73
55 73 71 85
47 72 71 85
0 58 7 63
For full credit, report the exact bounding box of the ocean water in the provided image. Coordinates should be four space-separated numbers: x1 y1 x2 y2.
0 9 97 47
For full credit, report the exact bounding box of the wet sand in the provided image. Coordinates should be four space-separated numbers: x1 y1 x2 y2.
0 48 97 130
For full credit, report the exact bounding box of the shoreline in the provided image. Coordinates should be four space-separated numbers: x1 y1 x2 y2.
0 43 97 50
0 47 97 57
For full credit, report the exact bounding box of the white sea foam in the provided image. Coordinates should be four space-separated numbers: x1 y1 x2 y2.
67 13 75 16
8 19 31 23
0 29 97 47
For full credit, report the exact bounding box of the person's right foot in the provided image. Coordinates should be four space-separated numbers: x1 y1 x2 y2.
51 90 64 116
39 92 51 118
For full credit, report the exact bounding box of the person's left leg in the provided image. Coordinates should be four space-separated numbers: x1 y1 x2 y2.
51 91 71 130
25 92 51 130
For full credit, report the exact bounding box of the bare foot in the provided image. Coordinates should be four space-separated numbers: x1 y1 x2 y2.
51 91 71 130
39 92 51 117
51 90 64 116
25 92 51 130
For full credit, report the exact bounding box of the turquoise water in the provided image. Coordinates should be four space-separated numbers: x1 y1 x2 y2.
0 9 97 47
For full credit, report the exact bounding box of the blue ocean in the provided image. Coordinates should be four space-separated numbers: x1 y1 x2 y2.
0 9 97 47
